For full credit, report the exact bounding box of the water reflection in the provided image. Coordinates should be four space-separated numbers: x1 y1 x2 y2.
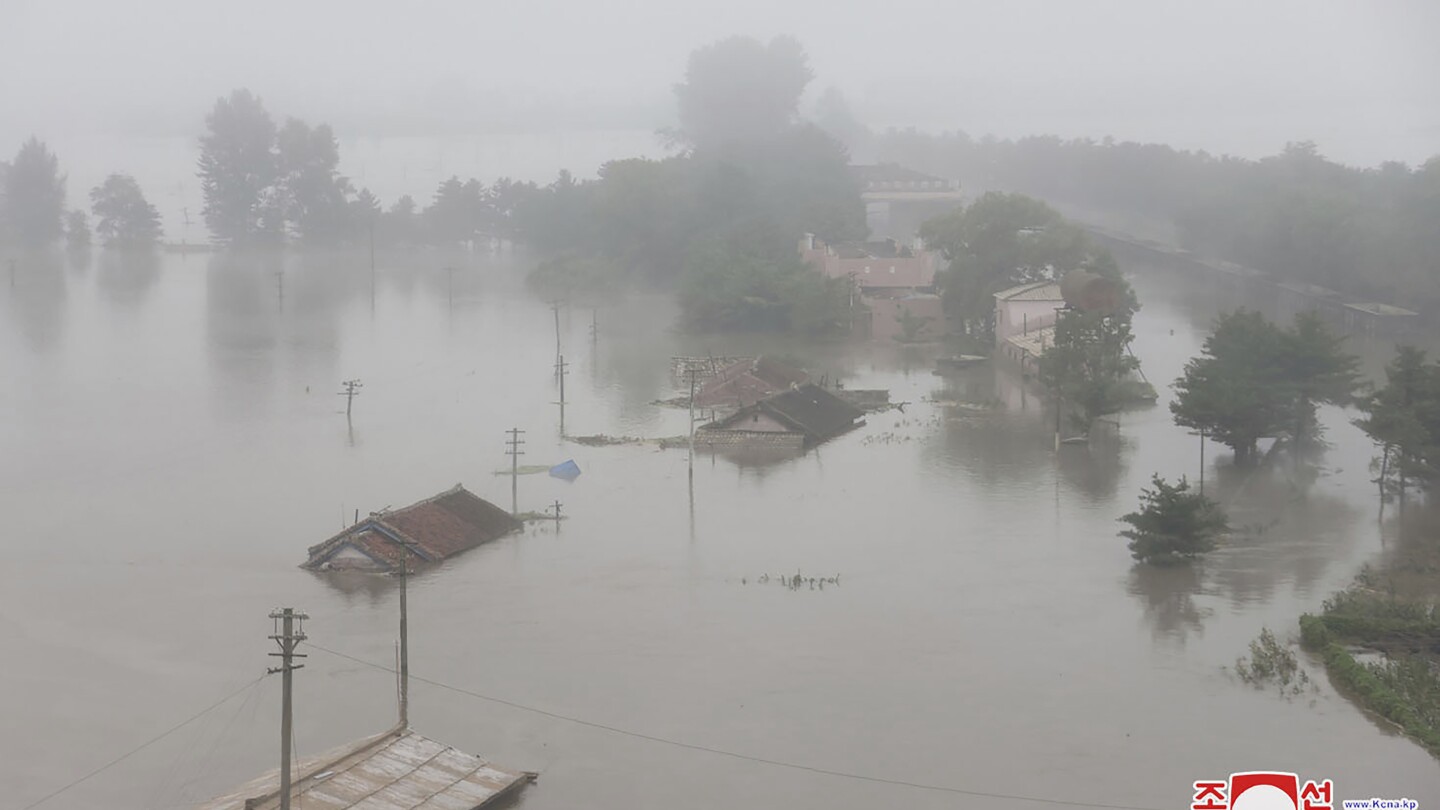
1127 562 1208 644
96 249 160 308
3 249 66 351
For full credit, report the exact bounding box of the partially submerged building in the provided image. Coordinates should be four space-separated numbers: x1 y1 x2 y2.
304 485 520 573
693 356 811 411
196 726 530 810
800 235 948 341
698 383 864 451
994 281 1065 372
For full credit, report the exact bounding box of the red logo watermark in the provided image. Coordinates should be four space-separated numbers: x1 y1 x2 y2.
1192 772 1331 810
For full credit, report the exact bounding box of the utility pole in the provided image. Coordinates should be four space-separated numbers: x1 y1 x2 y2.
549 499 562 533
590 309 598 345
555 355 568 437
398 556 409 728
1199 428 1206 496
687 365 699 481
275 267 284 313
550 300 563 375
267 608 308 810
369 220 377 313
505 428 526 516
339 379 363 420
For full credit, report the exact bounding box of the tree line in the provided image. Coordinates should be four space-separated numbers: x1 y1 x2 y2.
873 131 1440 322
0 137 161 250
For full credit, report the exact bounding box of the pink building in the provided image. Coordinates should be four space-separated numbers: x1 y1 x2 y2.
801 234 940 292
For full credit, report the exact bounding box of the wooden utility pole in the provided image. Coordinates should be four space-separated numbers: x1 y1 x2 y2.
398 557 409 728
549 500 562 533
505 428 526 516
555 356 568 437
687 366 699 481
339 379 363 419
267 608 308 810
551 300 562 374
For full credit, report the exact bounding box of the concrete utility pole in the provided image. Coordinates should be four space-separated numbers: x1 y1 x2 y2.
339 379 363 419
267 608 308 810
505 428 526 516
555 355 568 437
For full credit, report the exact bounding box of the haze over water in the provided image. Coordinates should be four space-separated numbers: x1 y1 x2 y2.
4 238 1436 808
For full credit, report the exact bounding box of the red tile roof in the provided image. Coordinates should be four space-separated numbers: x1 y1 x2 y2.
694 356 810 410
304 485 520 572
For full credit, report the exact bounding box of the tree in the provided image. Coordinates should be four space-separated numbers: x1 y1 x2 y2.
90 174 162 248
1171 310 1290 466
1355 346 1440 506
920 193 1093 341
813 86 869 155
1173 310 1359 467
672 35 812 152
275 119 353 246
896 306 933 343
1039 308 1141 430
1119 475 1229 565
1277 311 1360 457
424 177 489 246
64 210 91 249
198 89 278 247
4 137 66 247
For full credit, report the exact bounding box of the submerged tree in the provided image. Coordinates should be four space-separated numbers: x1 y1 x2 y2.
275 118 353 245
1039 310 1141 430
4 137 66 247
919 193 1092 341
90 174 162 248
198 89 278 247
1277 311 1361 457
672 35 812 151
1119 475 1229 565
1355 346 1440 506
64 209 91 249
1173 310 1359 466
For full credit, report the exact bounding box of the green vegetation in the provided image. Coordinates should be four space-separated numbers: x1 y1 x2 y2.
1171 310 1359 466
1355 347 1440 505
876 134 1440 322
1234 628 1312 697
1037 270 1140 428
1118 475 1229 564
1300 581 1440 757
918 193 1099 342
90 174 162 249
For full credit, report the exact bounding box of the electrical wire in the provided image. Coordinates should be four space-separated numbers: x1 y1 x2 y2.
20 674 269 810
308 644 1164 810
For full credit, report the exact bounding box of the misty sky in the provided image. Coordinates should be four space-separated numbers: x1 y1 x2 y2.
3 0 1437 167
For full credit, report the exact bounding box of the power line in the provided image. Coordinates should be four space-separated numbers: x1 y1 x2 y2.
21 674 270 810
307 645 1163 810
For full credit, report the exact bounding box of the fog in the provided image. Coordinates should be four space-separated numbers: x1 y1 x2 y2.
3 0 1437 166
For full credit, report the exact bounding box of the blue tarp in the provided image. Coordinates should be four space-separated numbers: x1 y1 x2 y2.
549 459 581 480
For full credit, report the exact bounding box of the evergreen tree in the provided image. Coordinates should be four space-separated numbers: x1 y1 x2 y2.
4 137 66 247
275 119 353 245
198 89 278 247
1119 475 1229 564
1355 346 1440 504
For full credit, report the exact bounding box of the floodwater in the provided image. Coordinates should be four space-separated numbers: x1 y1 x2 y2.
3 243 1437 810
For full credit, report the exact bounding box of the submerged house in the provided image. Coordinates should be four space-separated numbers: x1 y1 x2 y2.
196 726 530 810
693 356 811 411
304 485 520 573
698 383 864 450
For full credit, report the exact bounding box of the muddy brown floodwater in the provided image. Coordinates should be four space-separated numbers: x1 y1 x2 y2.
3 245 1437 810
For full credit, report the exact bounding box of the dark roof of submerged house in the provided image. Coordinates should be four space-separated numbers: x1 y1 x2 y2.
694 356 811 409
304 484 520 571
705 383 864 442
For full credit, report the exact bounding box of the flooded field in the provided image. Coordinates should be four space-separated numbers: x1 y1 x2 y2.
3 245 1437 809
